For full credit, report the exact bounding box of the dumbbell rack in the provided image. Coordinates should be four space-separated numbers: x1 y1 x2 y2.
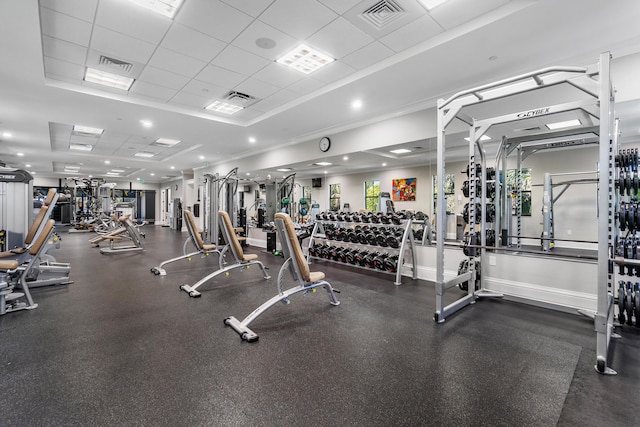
306 217 417 285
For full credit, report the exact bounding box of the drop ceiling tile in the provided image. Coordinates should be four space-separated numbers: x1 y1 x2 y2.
252 62 304 88
42 36 87 65
176 0 253 43
160 23 226 63
259 0 338 40
380 13 442 52
147 47 207 78
317 0 362 15
285 76 326 95
181 80 228 98
310 60 356 83
44 57 85 81
231 20 297 60
40 7 93 46
341 41 394 70
137 66 191 90
233 107 265 120
219 0 273 17
95 0 171 44
429 0 511 30
253 88 299 111
129 81 178 102
91 25 157 64
306 17 374 59
211 45 270 76
195 65 247 88
169 91 212 109
39 0 98 22
234 77 280 99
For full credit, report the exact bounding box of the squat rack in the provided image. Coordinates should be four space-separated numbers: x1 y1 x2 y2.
202 168 239 245
435 53 616 374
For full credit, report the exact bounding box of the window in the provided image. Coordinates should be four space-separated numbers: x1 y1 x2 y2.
433 175 455 215
329 183 341 211
506 168 532 216
302 186 312 202
364 180 380 212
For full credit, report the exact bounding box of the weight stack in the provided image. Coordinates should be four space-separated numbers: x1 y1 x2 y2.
266 231 276 252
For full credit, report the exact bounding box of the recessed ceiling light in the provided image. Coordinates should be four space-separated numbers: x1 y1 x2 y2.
25 164 31 167
88 175 92 178
343 156 349 161
418 0 451 11
73 125 103 135
246 172 250 176
127 0 184 18
139 120 153 128
69 144 93 152
352 99 363 109
65 165 80 171
199 155 205 160
84 67 134 90
150 173 155 176
170 166 175 170
2 132 12 138
134 152 155 158
314 161 332 166
390 148 412 154
382 163 387 167
111 169 125 173
137 177 140 181
464 135 492 142
17 152 24 157
277 44 334 75
546 119 581 130
324 171 328 174
248 137 256 143
31 171 36 175
104 160 111 164
154 138 180 146
277 168 292 172
106 172 120 176
205 101 243 115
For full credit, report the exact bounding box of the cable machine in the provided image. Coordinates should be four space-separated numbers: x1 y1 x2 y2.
435 52 615 374
202 168 239 245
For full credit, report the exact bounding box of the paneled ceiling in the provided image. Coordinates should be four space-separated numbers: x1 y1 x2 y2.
1 0 640 182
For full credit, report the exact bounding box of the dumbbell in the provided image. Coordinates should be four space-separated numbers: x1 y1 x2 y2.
363 252 377 268
383 254 398 273
373 253 389 270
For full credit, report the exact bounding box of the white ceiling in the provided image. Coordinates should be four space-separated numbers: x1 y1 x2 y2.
1 0 640 183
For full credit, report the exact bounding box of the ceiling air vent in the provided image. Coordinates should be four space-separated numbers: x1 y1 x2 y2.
223 91 259 107
360 0 405 30
98 55 133 73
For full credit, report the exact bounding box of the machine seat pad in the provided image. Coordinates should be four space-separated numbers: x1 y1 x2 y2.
243 253 258 261
309 271 325 283
0 260 20 270
203 244 216 251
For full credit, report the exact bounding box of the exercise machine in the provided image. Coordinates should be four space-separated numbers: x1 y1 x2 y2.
151 209 222 276
92 215 146 255
179 210 270 298
225 212 340 342
0 168 34 251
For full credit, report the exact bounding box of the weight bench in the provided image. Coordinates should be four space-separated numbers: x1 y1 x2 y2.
97 215 145 255
0 219 57 314
151 209 222 276
179 210 270 298
225 212 340 342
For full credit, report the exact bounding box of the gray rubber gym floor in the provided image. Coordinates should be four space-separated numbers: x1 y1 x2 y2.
1 225 639 426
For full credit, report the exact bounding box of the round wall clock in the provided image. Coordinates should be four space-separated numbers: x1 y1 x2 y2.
319 137 331 152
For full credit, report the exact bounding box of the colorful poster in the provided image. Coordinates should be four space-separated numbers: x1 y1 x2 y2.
392 178 416 201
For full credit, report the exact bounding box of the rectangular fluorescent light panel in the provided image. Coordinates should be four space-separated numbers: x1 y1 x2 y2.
390 148 412 154
419 0 451 10
154 138 181 147
84 67 134 91
277 168 292 172
314 162 332 166
127 0 184 18
464 135 492 142
106 172 120 176
546 119 582 130
111 169 126 173
205 100 244 115
277 44 334 75
69 144 94 152
73 125 104 135
134 152 155 158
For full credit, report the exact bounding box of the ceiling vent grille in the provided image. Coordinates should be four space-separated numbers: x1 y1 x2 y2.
223 91 259 107
360 0 405 29
98 55 133 73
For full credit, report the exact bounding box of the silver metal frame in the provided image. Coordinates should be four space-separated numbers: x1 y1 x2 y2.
435 53 615 374
99 216 145 255
179 211 270 298
225 213 339 342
